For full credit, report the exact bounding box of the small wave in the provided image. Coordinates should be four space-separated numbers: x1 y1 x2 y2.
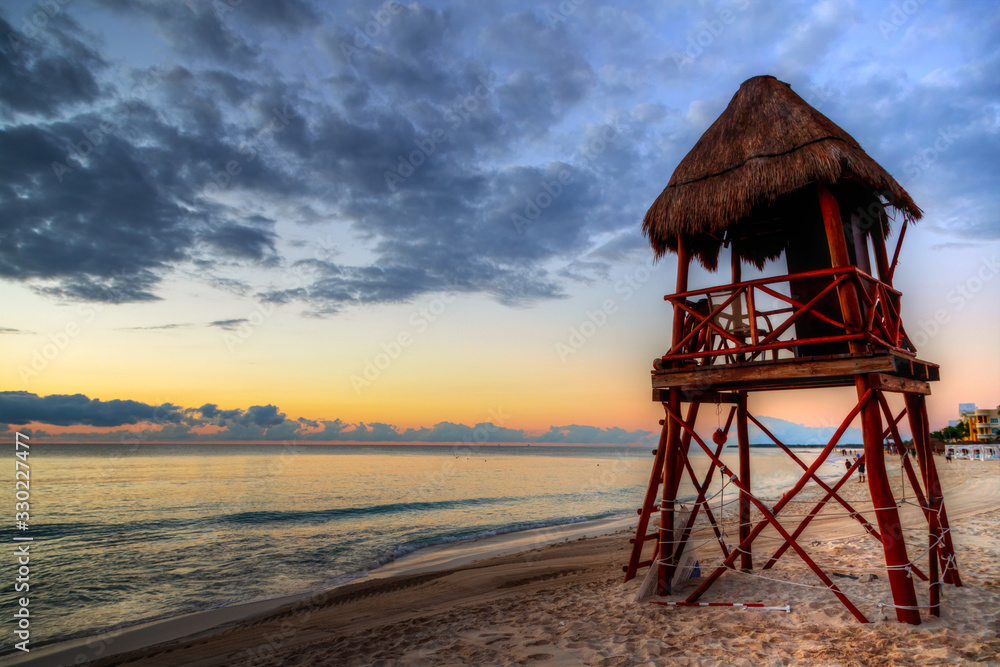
363 514 605 572
218 496 526 525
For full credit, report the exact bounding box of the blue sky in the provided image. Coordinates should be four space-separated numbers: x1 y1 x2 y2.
0 0 997 444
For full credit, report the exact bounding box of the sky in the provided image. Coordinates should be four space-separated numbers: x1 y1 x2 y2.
1 0 997 445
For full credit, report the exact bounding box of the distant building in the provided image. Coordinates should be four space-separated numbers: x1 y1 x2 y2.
958 404 1000 442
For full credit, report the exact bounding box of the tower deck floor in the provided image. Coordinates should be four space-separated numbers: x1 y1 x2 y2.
651 351 938 400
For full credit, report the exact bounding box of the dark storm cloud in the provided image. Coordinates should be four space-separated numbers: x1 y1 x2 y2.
191 402 285 428
0 0 630 312
0 391 182 427
199 223 278 262
0 61 304 303
0 12 106 119
92 0 260 65
2 1 996 314
240 404 286 427
0 121 191 302
233 0 319 32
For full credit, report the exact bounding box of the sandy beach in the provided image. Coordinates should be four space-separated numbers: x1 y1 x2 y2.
13 457 1000 666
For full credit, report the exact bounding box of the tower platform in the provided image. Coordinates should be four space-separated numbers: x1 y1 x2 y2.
652 351 938 399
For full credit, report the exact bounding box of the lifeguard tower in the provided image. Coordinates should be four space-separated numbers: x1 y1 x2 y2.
623 75 961 624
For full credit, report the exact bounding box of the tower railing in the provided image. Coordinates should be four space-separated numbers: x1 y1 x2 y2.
662 266 912 366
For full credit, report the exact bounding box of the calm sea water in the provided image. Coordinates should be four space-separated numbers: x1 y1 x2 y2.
1 442 845 651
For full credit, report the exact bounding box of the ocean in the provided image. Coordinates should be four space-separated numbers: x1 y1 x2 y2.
1 442 846 652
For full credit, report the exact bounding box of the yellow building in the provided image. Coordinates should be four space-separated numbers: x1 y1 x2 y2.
959 404 1000 442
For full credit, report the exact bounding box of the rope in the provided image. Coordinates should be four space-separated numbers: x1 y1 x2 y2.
651 524 953 575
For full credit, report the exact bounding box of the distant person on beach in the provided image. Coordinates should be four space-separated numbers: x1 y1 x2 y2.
844 459 851 472
946 450 953 463
858 460 866 482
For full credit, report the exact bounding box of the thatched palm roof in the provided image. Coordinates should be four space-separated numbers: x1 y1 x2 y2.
643 75 922 269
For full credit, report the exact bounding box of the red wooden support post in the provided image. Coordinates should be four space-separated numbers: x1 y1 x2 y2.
624 413 670 582
737 392 752 571
670 237 691 364
658 238 691 595
658 389 682 594
904 394 941 611
888 220 908 284
818 186 865 338
819 184 921 624
858 383 921 623
659 401 700 590
673 425 728 564
871 209 892 285
906 393 962 589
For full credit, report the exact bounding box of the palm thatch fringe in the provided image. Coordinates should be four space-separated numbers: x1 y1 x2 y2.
643 75 921 270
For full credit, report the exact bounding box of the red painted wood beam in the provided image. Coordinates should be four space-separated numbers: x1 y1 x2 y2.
671 423 729 566
658 390 683 595
905 393 962 588
624 411 670 582
857 382 920 624
761 453 871 570
819 184 921 624
663 402 870 623
748 413 881 547
737 392 752 571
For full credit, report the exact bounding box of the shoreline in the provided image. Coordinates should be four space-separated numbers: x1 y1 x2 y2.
10 459 999 666
10 448 845 662
5 514 637 667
